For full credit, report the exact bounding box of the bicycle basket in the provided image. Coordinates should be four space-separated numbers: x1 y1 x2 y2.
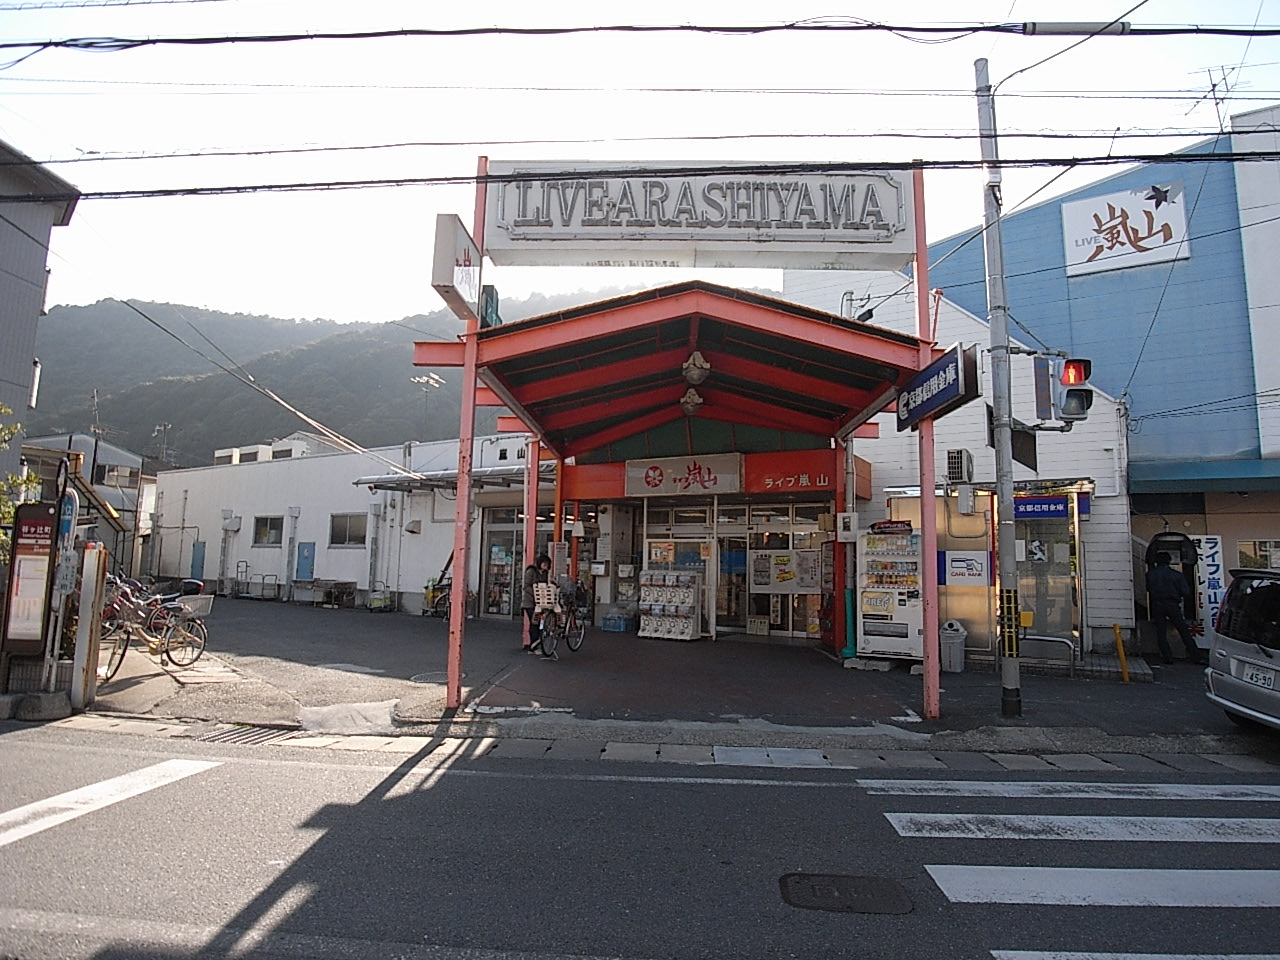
176 594 214 617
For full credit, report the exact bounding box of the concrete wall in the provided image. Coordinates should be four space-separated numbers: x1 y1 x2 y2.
0 202 58 479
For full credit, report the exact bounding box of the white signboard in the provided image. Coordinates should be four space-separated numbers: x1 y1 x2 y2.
943 550 990 585
431 214 481 323
626 454 741 497
1191 534 1226 640
1062 181 1189 277
484 161 916 270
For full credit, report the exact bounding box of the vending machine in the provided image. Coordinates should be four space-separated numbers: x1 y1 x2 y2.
857 521 924 659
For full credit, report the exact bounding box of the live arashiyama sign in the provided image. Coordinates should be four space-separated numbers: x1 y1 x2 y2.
484 161 916 271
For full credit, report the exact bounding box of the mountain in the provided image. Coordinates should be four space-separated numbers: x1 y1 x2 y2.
27 290 632 467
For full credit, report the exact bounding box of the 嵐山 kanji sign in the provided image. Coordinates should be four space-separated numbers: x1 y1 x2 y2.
625 454 742 497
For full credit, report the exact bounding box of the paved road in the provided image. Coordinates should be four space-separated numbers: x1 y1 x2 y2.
86 599 1280 759
0 723 1277 960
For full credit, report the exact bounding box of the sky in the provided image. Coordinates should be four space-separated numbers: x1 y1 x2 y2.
0 0 1276 325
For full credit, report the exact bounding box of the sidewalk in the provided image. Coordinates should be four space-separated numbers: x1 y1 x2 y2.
81 598 1280 759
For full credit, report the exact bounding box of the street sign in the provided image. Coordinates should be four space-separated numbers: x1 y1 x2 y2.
896 343 980 431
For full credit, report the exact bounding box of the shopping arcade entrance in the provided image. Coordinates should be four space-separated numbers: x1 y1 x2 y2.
413 279 939 695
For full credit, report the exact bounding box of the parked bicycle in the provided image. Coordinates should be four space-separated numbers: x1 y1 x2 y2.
97 576 211 681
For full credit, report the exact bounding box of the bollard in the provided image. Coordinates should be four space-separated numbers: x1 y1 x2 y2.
1112 623 1130 684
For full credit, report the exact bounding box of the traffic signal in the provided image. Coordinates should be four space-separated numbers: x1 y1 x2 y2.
1053 357 1093 422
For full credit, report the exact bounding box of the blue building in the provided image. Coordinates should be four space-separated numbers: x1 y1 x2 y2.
927 103 1280 580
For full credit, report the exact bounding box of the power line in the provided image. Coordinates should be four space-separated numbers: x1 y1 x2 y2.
0 0 234 8
3 128 1272 170
5 20 1280 59
6 151 1280 204
6 73 1280 100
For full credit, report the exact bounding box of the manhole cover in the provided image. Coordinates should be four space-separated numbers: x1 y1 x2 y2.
779 873 912 915
410 671 464 684
190 725 300 746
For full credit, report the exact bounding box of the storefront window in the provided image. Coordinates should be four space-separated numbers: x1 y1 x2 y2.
715 505 747 525
751 505 790 528
673 506 710 526
792 504 822 525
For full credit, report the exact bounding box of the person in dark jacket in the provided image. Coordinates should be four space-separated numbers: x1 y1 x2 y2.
1146 553 1204 664
521 553 551 652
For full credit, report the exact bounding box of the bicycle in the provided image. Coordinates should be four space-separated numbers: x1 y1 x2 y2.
159 594 212 667
96 585 211 681
531 579 588 658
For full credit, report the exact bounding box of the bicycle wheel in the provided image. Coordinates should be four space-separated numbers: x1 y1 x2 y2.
566 611 585 651
163 618 207 667
98 630 129 682
434 590 451 621
539 614 560 658
144 604 173 637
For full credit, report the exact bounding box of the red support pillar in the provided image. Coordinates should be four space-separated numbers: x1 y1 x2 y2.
914 165 941 720
445 156 488 709
832 444 847 653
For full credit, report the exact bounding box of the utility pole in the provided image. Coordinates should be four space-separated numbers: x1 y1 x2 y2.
975 58 1021 717
974 22 1129 718
153 422 172 463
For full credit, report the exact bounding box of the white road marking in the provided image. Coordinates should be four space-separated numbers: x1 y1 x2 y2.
0 759 221 848
927 865 1280 907
992 953 1280 959
888 813 1280 843
859 779 1280 801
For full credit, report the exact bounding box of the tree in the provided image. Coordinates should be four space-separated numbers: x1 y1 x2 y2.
1 402 39 569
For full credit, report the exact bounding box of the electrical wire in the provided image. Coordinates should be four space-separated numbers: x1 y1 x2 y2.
111 297 431 479
4 128 1274 171
995 1 1152 92
4 20 1280 58
8 74 1280 101
8 151 1280 204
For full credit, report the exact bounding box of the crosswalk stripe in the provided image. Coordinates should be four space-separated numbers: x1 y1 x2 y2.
927 865 1280 907
992 952 1280 959
0 760 221 848
860 779 1280 801
888 813 1280 843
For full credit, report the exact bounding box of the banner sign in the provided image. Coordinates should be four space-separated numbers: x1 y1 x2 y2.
1062 181 1189 277
896 343 980 431
1191 534 1225 632
484 161 916 270
2 502 58 655
626 454 741 497
431 214 481 324
1014 496 1069 519
749 549 822 594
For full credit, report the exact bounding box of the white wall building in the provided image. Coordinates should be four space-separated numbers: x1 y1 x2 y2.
152 431 544 614
784 270 1134 651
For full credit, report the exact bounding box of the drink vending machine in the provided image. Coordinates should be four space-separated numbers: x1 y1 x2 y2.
856 521 924 659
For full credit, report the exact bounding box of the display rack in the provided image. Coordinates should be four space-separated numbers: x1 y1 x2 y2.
637 570 702 641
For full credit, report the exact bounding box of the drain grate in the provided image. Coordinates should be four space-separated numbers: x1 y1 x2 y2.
190 725 301 746
779 873 913 915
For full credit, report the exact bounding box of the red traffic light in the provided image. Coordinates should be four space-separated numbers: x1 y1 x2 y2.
1060 358 1091 386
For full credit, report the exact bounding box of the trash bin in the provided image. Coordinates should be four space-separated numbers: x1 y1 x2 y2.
940 619 967 673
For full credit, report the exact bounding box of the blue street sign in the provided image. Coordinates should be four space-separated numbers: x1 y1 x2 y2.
896 343 980 431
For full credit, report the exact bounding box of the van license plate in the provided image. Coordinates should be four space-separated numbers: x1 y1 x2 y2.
1242 663 1277 690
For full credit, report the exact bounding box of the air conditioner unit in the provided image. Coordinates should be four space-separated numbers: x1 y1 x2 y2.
946 449 974 484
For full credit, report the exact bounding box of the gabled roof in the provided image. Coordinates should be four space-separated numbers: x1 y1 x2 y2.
458 280 928 461
0 138 79 226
